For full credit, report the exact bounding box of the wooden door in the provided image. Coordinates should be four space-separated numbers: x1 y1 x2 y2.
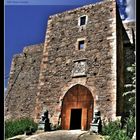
61 84 94 130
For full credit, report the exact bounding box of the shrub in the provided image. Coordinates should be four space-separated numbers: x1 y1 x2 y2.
5 118 38 138
126 115 135 138
105 130 130 140
101 120 120 135
102 118 135 140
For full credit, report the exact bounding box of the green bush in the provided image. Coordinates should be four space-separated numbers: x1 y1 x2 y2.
102 120 120 135
126 115 135 138
5 118 38 138
102 118 135 140
105 130 130 140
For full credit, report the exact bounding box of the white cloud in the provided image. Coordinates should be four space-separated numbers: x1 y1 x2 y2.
4 88 7 93
125 0 135 21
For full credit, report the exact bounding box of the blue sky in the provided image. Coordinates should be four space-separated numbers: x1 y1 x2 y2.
4 0 127 88
5 0 102 5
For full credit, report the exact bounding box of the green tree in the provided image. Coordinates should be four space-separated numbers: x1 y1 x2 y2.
123 63 136 139
123 63 136 116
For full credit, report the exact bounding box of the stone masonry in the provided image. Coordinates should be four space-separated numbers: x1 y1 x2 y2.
5 44 43 120
34 0 123 124
5 0 135 129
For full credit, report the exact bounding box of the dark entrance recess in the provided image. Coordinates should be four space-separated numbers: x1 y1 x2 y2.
70 109 82 129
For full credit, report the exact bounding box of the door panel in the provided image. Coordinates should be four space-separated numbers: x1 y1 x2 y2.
81 108 87 130
62 84 94 130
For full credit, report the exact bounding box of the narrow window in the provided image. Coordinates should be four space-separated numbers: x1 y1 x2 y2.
80 16 86 26
78 40 85 50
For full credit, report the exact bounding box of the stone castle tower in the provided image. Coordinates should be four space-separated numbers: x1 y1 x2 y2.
5 0 135 130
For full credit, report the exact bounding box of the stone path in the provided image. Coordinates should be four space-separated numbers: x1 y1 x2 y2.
78 132 104 140
8 130 104 140
25 130 86 140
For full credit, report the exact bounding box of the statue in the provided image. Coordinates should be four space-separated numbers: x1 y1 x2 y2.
42 110 51 131
90 110 102 134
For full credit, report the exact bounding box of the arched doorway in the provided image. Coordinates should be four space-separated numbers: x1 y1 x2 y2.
61 84 94 130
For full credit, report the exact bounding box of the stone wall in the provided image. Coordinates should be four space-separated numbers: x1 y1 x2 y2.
123 21 135 112
123 21 136 45
5 44 43 120
35 0 118 124
123 21 135 84
116 14 135 115
116 8 125 115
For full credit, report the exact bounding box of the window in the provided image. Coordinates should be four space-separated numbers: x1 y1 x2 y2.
78 40 85 50
78 15 88 26
80 16 86 26
76 38 86 51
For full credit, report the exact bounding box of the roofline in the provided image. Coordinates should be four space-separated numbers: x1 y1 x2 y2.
49 0 116 19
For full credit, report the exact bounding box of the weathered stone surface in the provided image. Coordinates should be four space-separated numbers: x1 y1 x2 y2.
123 21 136 44
35 0 118 124
5 44 44 120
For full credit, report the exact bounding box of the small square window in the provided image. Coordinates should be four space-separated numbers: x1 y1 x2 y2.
80 16 86 26
78 40 85 50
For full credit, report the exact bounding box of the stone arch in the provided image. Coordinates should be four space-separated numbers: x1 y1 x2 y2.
61 84 94 130
59 81 96 101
